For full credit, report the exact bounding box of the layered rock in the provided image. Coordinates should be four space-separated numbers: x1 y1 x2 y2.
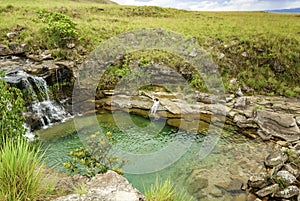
94 91 300 141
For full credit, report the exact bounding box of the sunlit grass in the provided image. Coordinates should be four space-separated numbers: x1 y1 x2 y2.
144 178 194 201
0 0 299 97
0 137 54 201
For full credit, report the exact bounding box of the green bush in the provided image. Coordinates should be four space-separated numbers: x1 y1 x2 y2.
0 71 26 143
145 178 194 201
0 136 47 201
37 9 78 48
64 131 125 178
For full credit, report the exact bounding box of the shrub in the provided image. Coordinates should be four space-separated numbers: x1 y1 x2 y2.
37 9 78 48
144 178 194 201
64 131 125 178
0 71 26 143
0 136 47 201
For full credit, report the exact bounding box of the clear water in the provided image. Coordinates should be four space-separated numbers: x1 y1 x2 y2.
37 110 272 201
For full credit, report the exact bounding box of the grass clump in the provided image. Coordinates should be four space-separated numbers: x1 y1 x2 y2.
37 9 78 48
145 178 194 201
0 136 51 201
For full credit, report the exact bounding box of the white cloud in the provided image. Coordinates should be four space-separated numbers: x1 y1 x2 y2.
112 0 300 11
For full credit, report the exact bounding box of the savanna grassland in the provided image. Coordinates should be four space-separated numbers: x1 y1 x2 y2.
0 0 299 97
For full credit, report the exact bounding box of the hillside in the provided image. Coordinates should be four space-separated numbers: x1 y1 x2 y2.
0 0 299 97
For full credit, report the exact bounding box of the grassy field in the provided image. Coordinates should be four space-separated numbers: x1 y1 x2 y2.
0 0 299 97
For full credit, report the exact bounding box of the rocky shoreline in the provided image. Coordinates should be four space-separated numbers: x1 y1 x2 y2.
1 50 300 200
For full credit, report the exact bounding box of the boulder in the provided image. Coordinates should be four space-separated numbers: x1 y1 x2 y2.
265 150 288 167
255 184 279 197
247 175 267 189
274 185 299 199
52 171 145 201
254 110 300 142
276 170 296 184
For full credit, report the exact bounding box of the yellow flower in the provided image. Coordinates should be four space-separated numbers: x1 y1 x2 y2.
64 162 71 168
100 141 105 145
69 151 73 156
90 134 96 139
106 131 112 137
96 163 101 167
80 159 85 164
73 158 77 162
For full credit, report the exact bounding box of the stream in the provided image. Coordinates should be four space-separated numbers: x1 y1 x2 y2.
37 110 274 201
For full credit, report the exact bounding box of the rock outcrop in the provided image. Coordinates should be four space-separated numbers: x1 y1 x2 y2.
53 171 145 201
95 91 300 141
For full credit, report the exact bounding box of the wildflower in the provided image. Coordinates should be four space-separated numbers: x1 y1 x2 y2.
106 131 112 137
63 162 71 168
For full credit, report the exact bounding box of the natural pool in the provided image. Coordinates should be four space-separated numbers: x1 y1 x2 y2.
37 110 273 201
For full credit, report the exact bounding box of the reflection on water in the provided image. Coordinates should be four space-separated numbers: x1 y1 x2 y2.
37 111 272 201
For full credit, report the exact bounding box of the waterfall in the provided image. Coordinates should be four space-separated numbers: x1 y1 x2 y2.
5 70 70 130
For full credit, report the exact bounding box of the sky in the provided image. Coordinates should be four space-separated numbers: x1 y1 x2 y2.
112 0 300 11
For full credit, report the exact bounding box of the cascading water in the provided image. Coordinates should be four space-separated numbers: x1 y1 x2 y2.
5 70 70 130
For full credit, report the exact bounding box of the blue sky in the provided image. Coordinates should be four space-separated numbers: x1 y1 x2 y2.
112 0 300 11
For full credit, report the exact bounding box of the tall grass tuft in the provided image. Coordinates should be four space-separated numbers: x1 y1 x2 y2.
0 136 45 201
145 178 194 201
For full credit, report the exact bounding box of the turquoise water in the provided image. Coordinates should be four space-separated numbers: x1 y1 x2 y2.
37 110 270 200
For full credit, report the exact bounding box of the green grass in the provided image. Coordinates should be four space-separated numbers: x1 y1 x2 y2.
144 178 194 201
0 136 53 201
0 0 299 97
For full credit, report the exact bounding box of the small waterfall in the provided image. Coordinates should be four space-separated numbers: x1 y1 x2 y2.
5 70 70 130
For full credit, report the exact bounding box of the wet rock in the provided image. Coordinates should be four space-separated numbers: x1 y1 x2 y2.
53 171 145 201
255 183 279 197
265 150 288 167
277 170 296 184
254 110 300 142
248 175 267 189
274 185 299 199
